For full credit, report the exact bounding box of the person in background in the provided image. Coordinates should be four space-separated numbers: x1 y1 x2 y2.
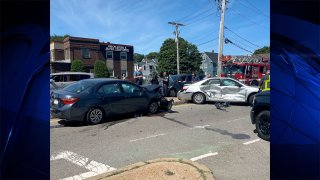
192 72 200 82
204 74 212 79
134 67 144 85
150 72 159 85
162 72 169 96
259 70 270 92
122 73 127 81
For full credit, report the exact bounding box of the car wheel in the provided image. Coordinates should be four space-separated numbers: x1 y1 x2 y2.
86 107 104 125
169 89 177 97
251 80 258 86
248 94 255 106
149 101 159 114
255 110 270 141
192 93 205 104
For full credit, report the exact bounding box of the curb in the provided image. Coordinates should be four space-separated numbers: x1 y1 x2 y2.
88 158 215 180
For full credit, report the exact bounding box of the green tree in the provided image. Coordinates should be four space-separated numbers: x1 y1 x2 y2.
94 60 110 78
253 46 270 55
146 52 159 60
134 53 144 62
50 34 70 42
158 38 202 75
71 60 85 72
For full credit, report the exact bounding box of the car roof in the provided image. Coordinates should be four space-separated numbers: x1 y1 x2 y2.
50 72 94 75
79 78 126 84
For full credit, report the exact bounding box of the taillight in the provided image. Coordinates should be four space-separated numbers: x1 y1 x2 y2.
61 97 80 105
182 86 188 90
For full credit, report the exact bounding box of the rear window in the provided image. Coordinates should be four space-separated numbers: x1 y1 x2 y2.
169 75 178 82
63 81 94 93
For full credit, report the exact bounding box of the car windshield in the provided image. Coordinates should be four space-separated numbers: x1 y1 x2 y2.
223 65 245 74
63 81 93 93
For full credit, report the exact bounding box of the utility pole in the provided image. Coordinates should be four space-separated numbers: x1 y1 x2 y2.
168 22 184 74
217 0 226 77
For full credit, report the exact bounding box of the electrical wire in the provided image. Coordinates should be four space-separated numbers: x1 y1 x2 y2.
242 0 270 18
224 26 262 48
196 37 219 46
225 38 253 53
225 32 257 50
228 9 269 30
175 1 212 23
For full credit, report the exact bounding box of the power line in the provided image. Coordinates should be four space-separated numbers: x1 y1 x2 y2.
229 9 269 30
186 12 215 25
242 0 270 18
175 0 212 22
196 37 219 46
224 26 262 48
225 38 253 54
225 33 257 50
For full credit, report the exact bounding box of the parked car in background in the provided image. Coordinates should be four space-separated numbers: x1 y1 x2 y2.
50 79 162 125
177 77 258 105
168 74 202 97
250 90 270 141
50 72 94 91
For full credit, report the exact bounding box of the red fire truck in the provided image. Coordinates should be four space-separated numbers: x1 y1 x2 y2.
221 55 270 86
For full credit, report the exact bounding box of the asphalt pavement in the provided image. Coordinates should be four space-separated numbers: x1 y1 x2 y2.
50 103 269 180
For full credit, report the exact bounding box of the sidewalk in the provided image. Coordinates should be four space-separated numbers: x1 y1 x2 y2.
88 158 215 180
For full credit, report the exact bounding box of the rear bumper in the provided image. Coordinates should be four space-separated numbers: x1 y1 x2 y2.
177 91 193 101
50 105 85 121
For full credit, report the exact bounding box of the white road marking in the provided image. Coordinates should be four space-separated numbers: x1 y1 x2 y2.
243 139 261 145
226 117 247 123
129 133 166 142
190 152 218 161
190 125 210 130
50 151 116 180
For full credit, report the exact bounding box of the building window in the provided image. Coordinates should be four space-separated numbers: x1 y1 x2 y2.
149 66 153 70
106 51 113 59
120 52 127 60
65 48 70 60
82 48 90 58
143 66 146 70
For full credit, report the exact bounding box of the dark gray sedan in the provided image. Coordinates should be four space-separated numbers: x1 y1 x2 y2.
50 78 161 124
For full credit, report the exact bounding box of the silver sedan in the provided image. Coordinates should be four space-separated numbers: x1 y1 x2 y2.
177 77 259 105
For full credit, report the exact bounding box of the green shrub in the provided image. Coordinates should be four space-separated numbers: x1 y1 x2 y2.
71 60 85 72
94 60 110 78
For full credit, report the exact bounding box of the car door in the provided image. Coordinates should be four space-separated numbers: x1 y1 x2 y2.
96 82 127 115
199 79 222 100
220 79 246 102
120 82 149 113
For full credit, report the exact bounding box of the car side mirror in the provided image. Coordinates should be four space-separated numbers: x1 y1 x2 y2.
237 84 242 88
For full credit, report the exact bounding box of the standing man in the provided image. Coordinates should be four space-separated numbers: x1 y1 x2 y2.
162 72 169 96
259 70 270 92
192 72 199 82
134 67 144 85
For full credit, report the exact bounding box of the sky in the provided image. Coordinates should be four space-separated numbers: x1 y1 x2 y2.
50 0 270 55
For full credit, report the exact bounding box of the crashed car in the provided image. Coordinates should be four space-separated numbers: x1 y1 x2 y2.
51 79 172 124
177 77 259 105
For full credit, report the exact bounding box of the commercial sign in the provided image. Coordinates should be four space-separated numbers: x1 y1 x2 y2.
106 45 129 52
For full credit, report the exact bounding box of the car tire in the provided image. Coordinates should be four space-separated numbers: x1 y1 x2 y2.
149 101 159 114
86 107 105 125
255 110 270 141
169 89 177 97
192 93 206 104
248 94 256 106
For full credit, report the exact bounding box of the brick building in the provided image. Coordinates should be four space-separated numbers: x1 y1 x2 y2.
50 36 134 79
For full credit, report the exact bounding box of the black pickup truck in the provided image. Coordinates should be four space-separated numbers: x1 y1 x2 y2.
250 91 270 141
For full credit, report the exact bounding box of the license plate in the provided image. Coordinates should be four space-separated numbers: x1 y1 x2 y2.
53 99 59 105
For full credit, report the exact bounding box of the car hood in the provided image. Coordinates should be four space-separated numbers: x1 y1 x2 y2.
142 84 161 92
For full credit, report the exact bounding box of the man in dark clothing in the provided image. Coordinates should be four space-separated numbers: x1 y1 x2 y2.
134 67 144 85
150 72 159 85
192 72 199 82
162 72 169 96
